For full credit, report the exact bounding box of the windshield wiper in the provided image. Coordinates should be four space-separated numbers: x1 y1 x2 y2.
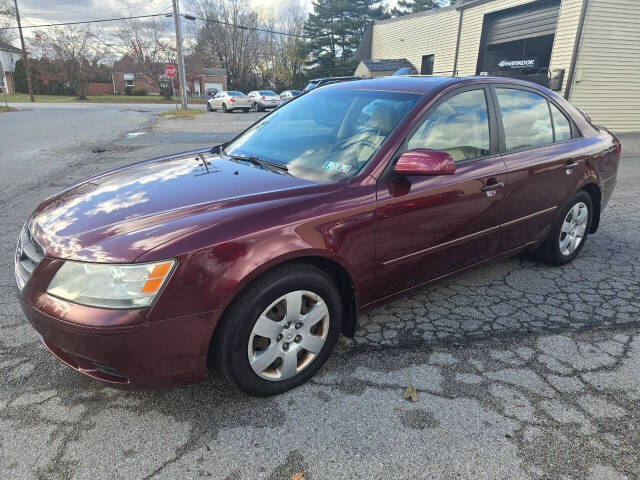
223 150 290 175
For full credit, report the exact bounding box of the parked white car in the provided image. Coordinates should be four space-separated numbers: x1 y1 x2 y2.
247 90 281 111
207 91 251 113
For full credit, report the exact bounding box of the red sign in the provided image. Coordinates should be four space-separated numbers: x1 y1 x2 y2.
165 65 177 78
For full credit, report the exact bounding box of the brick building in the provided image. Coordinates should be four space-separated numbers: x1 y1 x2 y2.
111 61 227 96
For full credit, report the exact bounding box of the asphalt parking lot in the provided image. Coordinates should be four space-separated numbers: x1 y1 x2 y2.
1 103 639 479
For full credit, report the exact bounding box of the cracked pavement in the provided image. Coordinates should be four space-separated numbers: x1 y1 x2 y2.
1 103 639 479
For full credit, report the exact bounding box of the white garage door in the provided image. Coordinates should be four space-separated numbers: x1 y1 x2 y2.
205 82 223 91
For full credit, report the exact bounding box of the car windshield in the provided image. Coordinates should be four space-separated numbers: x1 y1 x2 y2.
224 88 420 183
259 90 277 96
228 91 245 96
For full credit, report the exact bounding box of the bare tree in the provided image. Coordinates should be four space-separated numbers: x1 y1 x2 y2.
31 26 107 99
114 17 176 97
261 6 308 90
193 0 262 92
0 0 16 44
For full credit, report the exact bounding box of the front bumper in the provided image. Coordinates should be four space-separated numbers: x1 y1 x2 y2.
18 257 222 389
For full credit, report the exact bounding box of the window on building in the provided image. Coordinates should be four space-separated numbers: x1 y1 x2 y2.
550 102 572 142
421 55 434 75
124 74 134 87
408 89 490 162
495 88 553 151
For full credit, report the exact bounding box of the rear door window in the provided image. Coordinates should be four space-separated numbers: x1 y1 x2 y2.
407 89 491 162
495 88 553 151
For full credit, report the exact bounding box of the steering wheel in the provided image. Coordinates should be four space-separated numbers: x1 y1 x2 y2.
335 137 380 153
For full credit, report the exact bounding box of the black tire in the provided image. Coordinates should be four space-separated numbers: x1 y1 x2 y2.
222 103 228 113
212 263 342 396
535 190 593 266
242 108 250 113
206 102 213 112
258 106 265 112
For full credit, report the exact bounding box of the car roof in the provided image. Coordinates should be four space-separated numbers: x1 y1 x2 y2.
309 76 360 82
317 75 551 95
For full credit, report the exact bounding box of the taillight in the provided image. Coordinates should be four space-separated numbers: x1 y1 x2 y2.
261 96 265 100
229 98 235 102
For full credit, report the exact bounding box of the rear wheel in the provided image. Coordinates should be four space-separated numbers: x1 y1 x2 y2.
242 108 250 113
213 263 342 396
536 190 593 265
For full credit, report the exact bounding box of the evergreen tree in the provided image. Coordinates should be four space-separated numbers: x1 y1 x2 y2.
303 0 388 78
392 0 447 17
13 59 29 94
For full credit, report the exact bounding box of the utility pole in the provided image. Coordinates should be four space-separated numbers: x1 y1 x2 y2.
171 0 188 109
13 0 34 102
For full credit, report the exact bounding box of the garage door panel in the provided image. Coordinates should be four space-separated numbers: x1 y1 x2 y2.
487 3 560 45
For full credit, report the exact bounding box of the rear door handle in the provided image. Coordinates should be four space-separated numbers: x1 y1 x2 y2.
481 181 505 192
565 161 579 168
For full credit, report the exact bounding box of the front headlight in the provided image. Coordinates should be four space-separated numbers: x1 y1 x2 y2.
47 259 175 309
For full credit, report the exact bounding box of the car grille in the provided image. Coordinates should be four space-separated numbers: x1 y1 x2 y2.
15 224 45 290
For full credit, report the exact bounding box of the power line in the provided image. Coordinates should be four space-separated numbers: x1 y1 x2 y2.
198 16 309 39
0 10 310 39
0 13 170 30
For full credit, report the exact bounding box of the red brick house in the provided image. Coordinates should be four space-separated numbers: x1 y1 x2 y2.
112 60 167 95
112 60 227 96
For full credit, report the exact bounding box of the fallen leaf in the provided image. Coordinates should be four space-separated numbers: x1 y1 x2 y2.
393 408 402 412
514 403 526 408
403 385 418 402
291 472 306 480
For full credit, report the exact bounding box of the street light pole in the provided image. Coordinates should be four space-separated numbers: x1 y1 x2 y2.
13 0 34 102
171 0 188 109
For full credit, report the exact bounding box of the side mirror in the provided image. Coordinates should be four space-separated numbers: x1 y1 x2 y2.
394 149 456 176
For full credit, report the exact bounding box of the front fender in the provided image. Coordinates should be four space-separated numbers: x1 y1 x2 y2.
143 209 376 322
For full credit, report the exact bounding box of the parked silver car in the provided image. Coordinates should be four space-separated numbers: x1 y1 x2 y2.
207 91 251 113
279 89 303 105
247 90 281 112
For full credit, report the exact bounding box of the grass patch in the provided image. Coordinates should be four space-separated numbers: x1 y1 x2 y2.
0 106 17 112
159 108 205 118
5 93 206 104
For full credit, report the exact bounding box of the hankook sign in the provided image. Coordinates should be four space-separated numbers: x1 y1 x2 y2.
497 58 538 70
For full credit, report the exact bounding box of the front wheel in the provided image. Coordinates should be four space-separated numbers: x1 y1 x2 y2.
206 102 213 112
535 190 593 265
212 263 342 396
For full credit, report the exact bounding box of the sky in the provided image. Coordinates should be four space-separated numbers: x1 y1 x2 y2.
6 0 399 44
15 0 314 25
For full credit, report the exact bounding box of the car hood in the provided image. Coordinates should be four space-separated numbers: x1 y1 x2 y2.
29 150 321 263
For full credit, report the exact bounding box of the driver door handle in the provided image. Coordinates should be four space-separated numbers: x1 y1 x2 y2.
480 181 505 192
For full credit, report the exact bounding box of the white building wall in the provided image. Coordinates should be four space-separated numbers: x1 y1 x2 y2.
0 48 19 73
569 0 640 132
548 0 585 93
371 8 460 76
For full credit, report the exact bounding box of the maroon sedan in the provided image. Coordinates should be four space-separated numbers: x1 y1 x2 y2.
16 76 620 396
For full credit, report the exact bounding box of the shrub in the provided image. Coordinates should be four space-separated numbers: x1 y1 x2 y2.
133 89 148 96
124 86 133 95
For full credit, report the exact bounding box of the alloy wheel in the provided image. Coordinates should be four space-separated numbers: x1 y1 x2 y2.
559 201 588 256
247 290 330 381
